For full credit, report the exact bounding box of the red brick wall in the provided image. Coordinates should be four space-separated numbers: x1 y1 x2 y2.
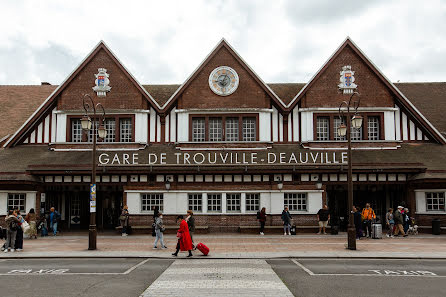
58 49 147 111
178 46 271 109
303 45 394 108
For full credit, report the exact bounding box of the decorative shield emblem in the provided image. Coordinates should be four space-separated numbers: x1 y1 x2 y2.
92 68 111 97
338 65 357 94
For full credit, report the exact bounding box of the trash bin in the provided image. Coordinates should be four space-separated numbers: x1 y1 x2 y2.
432 218 441 235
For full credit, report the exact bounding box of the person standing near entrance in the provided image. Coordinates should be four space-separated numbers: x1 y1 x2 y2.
317 205 330 235
25 208 38 239
394 206 407 237
172 215 193 257
4 210 19 253
49 207 61 236
385 208 395 238
258 207 267 235
361 203 376 238
119 205 129 237
281 207 292 236
353 206 363 239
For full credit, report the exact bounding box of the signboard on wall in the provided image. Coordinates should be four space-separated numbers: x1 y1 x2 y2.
98 151 348 167
90 184 96 213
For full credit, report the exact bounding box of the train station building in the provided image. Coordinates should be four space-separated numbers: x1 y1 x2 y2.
0 37 445 232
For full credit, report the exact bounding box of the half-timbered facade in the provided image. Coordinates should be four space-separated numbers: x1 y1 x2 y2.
0 37 445 232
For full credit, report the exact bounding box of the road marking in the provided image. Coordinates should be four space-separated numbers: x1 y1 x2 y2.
123 259 150 275
291 259 315 275
0 259 151 276
291 259 445 277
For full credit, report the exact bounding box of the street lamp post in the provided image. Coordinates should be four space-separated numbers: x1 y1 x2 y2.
81 94 107 250
337 92 362 250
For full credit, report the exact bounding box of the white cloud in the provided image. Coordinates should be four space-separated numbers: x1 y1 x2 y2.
0 0 445 85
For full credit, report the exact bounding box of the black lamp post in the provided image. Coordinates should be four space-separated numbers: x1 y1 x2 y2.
81 94 107 250
337 91 362 250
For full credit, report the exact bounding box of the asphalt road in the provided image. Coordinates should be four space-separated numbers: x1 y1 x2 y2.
0 258 444 297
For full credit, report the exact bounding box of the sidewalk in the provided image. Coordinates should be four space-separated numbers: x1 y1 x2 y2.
1 233 446 259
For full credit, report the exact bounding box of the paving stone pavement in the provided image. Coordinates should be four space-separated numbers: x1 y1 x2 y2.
139 259 294 297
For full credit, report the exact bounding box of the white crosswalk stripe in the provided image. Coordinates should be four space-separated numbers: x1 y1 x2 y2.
140 259 294 297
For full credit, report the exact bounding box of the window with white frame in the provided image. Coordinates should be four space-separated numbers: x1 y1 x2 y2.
284 193 307 211
72 119 83 143
350 123 362 141
141 193 163 212
242 117 256 141
192 118 205 142
188 193 203 212
7 193 26 212
367 116 380 141
316 117 329 141
209 118 222 141
87 120 99 142
426 192 445 211
120 118 132 142
226 193 241 212
333 117 347 141
246 193 260 212
104 119 116 143
225 118 239 141
207 193 221 212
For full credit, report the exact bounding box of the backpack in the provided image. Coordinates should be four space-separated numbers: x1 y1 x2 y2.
9 220 18 231
256 211 261 220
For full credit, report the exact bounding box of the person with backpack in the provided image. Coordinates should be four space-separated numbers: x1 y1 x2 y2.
4 209 19 253
281 207 293 236
49 207 61 236
361 203 376 238
257 207 267 235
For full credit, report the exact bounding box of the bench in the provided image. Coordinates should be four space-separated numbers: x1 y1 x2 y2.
238 225 331 234
115 225 209 234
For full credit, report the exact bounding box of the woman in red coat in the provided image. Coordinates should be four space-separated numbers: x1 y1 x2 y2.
172 215 193 257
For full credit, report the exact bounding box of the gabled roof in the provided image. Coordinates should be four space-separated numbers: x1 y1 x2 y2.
143 84 181 107
0 85 57 141
395 82 446 137
286 37 446 144
162 38 285 112
268 83 306 106
4 41 161 148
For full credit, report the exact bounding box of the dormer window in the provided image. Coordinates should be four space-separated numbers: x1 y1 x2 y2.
190 114 258 142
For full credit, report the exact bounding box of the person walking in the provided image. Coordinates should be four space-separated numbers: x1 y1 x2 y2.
15 209 24 251
394 206 407 237
385 208 395 238
281 207 292 236
153 212 167 249
186 210 195 247
258 207 267 235
172 215 193 257
119 205 129 236
25 208 38 239
317 205 330 235
353 206 363 239
361 203 376 238
4 210 19 253
49 207 61 236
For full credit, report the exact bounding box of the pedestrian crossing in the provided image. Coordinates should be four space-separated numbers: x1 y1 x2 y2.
140 259 294 297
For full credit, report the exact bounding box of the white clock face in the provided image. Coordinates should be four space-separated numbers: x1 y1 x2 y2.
208 66 239 96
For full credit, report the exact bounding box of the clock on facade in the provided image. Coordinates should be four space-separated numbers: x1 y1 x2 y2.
208 66 239 96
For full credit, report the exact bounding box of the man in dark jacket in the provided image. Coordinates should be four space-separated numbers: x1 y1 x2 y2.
281 207 292 236
394 206 407 237
353 206 362 239
4 210 20 253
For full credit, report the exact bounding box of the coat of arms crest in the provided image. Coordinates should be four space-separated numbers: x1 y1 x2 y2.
93 68 111 97
338 65 357 94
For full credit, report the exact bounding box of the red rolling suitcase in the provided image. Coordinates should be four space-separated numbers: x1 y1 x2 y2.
196 243 209 256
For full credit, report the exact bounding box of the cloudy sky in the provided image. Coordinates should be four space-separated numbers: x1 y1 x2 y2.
1 0 445 85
